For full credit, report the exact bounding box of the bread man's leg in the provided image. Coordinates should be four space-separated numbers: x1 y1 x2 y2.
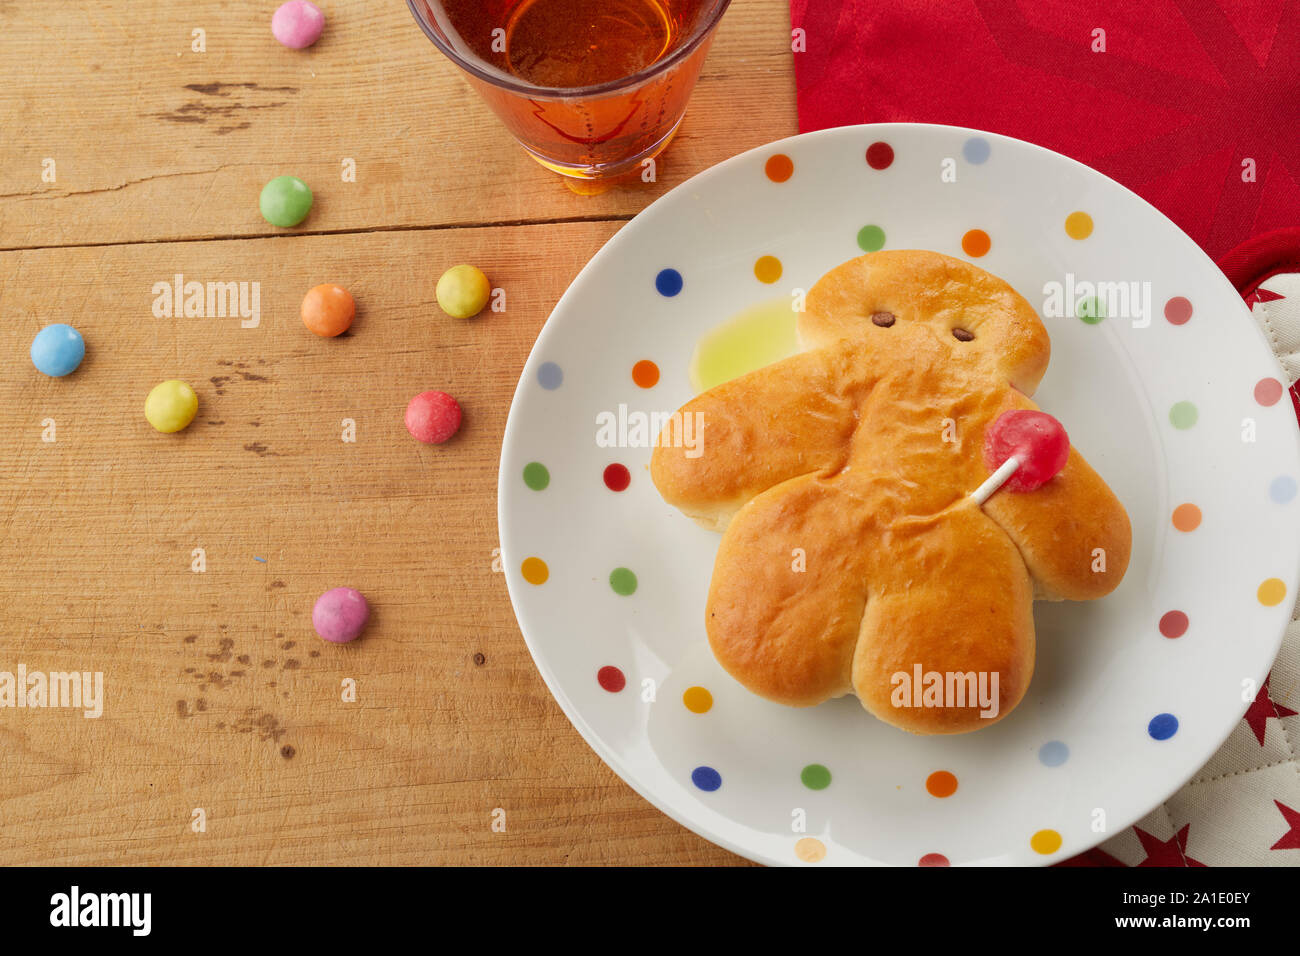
853 505 1035 734
705 475 875 707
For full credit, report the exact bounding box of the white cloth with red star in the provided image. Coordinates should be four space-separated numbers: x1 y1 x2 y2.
1249 275 1300 384
1082 274 1300 866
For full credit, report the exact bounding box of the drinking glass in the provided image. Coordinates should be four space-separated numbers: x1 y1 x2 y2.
406 0 733 180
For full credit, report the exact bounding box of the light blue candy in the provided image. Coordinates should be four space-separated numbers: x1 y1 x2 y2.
31 324 85 377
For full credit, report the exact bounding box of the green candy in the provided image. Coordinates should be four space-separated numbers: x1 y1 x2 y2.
259 175 313 227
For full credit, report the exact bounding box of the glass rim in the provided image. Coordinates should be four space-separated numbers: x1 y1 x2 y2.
405 0 733 100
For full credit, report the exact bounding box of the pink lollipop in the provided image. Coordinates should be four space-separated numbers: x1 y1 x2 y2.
971 410 1069 504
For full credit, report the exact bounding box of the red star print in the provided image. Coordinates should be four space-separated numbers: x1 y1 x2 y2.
1243 674 1298 746
1135 824 1205 867
1271 801 1300 850
1245 287 1286 309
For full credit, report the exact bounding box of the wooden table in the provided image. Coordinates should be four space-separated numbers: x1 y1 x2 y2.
0 0 796 864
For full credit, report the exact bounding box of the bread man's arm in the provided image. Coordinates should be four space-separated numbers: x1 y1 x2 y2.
650 349 865 531
980 395 1132 601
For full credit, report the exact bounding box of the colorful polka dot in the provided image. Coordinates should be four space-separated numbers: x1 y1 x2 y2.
1270 475 1297 504
1171 503 1202 532
800 764 832 790
1158 610 1189 639
925 770 958 798
1148 713 1179 740
794 837 826 862
603 463 631 491
963 138 991 164
1255 377 1285 406
866 141 894 170
764 153 793 182
1038 741 1069 767
632 359 659 388
1164 296 1193 325
918 852 950 867
1030 829 1062 855
1258 578 1287 607
754 255 783 284
1064 211 1093 239
961 229 991 257
857 224 885 252
1169 401 1198 429
597 665 626 692
522 462 550 490
537 362 563 389
1076 295 1106 324
691 766 721 792
521 557 549 585
682 686 712 713
655 268 683 297
609 567 637 596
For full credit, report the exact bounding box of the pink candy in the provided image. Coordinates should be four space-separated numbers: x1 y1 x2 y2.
405 391 463 444
272 1 325 50
983 410 1069 492
312 587 370 643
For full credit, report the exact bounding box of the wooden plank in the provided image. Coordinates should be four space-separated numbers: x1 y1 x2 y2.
0 0 796 249
0 222 747 864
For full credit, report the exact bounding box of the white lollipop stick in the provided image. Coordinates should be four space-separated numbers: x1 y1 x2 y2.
970 455 1020 505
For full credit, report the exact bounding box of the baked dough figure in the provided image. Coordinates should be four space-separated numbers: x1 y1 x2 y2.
651 250 1131 734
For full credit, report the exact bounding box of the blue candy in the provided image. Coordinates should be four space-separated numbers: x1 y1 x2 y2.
31 324 85 377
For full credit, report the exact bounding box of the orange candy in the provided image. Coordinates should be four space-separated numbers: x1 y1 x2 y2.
301 284 356 337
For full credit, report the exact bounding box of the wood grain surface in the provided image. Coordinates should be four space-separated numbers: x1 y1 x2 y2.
0 0 796 865
0 0 796 249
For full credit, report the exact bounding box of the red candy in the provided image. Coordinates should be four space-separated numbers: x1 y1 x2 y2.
405 390 462 444
983 410 1069 492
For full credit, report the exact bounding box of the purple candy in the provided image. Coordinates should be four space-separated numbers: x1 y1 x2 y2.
312 587 369 643
272 1 325 50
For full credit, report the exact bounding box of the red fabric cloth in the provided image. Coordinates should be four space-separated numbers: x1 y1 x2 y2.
788 0 1300 264
1219 226 1300 293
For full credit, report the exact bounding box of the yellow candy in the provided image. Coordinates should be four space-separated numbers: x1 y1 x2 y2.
145 380 199 433
436 264 491 319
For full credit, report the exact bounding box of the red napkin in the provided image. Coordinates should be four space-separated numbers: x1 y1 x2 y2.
788 0 1300 265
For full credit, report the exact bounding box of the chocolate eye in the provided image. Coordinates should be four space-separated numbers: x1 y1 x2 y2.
952 327 974 341
871 311 896 327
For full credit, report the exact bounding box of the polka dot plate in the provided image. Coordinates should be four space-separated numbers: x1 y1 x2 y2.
497 124 1300 866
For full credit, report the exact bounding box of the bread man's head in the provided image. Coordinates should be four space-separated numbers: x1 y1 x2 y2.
800 250 1051 395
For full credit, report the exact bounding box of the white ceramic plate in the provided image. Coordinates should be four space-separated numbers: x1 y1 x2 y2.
497 124 1300 866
